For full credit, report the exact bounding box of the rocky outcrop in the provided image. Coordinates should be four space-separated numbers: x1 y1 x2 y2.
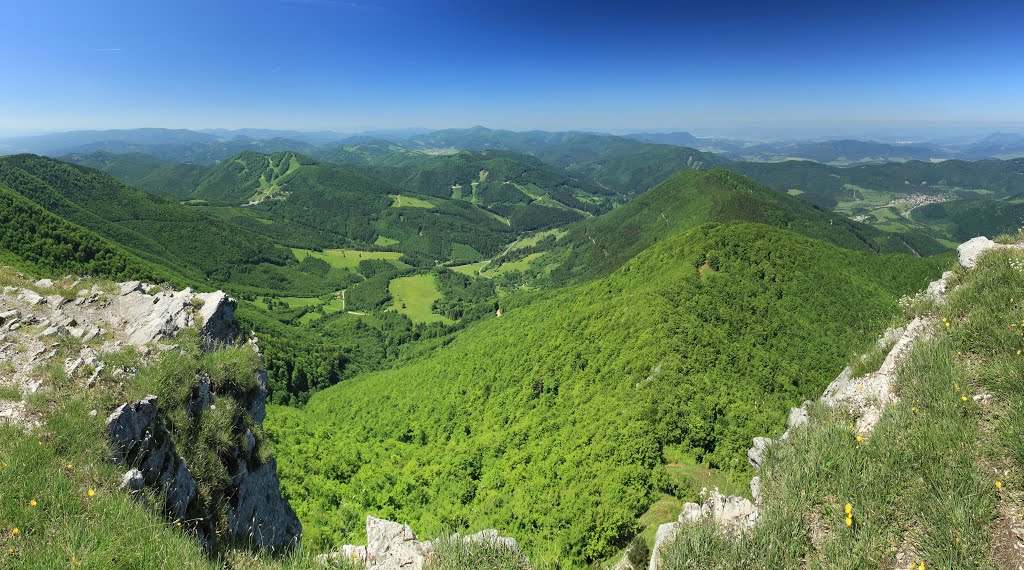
102 332 299 553
318 516 524 569
0 270 298 553
0 275 238 429
649 491 758 570
228 458 302 551
106 395 197 520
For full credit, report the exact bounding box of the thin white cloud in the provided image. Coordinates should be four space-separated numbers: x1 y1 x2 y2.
95 48 122 52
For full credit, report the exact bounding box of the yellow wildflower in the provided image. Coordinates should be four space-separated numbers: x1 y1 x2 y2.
87 489 95 497
856 435 864 442
29 500 36 507
845 503 852 515
11 528 18 536
996 481 1003 490
845 516 852 526
66 463 73 470
961 395 968 402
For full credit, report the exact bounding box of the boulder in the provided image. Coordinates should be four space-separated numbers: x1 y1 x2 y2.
958 236 1011 269
364 516 431 569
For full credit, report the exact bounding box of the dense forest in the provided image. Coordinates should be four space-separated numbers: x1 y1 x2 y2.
266 223 943 566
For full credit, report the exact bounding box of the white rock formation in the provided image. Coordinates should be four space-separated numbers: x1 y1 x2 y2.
319 516 524 569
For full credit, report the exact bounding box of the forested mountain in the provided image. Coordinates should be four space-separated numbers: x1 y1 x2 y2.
399 126 726 196
543 169 947 284
267 222 943 566
0 154 354 295
61 151 207 198
349 149 612 227
0 180 165 280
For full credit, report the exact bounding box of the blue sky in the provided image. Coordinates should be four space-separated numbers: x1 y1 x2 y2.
1 0 1022 135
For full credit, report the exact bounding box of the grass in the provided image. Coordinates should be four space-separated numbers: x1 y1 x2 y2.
508 229 567 253
388 194 434 209
482 253 546 277
0 385 22 400
374 236 399 247
387 274 451 324
659 247 1024 569
291 248 406 272
450 261 488 277
426 535 531 570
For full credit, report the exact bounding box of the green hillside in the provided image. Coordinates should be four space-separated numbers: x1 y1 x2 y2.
910 195 1024 241
546 169 947 284
60 151 207 198
0 182 165 281
0 154 355 296
266 223 943 567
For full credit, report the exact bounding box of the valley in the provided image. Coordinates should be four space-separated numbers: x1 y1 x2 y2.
2 125 1023 569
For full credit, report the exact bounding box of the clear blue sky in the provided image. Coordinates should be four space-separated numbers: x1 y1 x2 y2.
1 0 1022 135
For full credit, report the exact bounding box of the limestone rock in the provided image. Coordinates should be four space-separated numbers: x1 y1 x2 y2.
364 516 431 569
321 517 523 570
747 436 772 470
925 271 955 302
228 458 302 552
956 236 1024 270
106 395 197 524
750 476 762 503
787 402 810 430
119 468 145 492
196 291 238 347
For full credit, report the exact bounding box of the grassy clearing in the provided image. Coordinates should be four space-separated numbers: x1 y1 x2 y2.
374 235 399 247
291 248 407 271
660 248 1024 569
387 274 451 324
482 253 546 277
451 261 488 277
388 194 434 209
509 229 567 252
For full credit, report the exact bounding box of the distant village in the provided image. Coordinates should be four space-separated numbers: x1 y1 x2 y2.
886 193 948 208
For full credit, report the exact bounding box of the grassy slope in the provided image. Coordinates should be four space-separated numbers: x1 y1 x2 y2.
266 223 943 567
661 245 1024 568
